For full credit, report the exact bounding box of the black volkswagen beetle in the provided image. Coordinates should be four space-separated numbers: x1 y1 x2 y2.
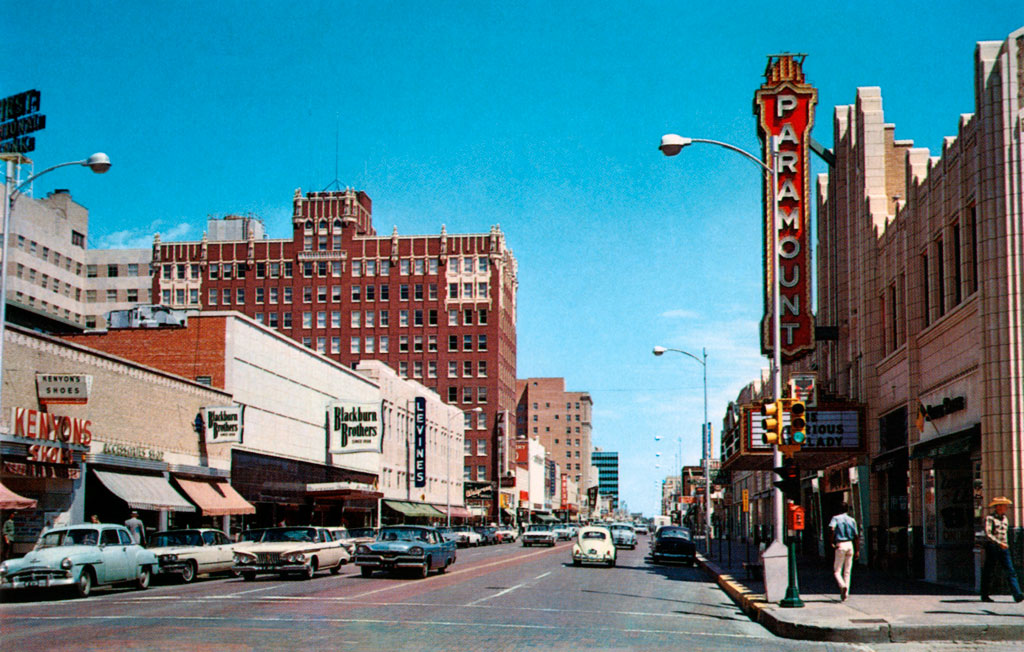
649 526 696 566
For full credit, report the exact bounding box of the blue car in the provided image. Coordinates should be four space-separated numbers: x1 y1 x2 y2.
353 525 456 579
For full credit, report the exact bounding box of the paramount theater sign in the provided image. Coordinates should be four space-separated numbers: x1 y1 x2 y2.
755 54 817 362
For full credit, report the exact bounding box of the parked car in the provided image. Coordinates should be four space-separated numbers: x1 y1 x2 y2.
609 523 637 549
494 527 517 543
435 526 459 543
551 525 573 541
347 527 379 541
635 524 649 535
326 526 375 555
232 526 348 580
649 525 696 566
149 528 239 583
451 526 483 547
354 525 456 578
474 526 498 545
0 524 157 598
571 526 616 567
521 524 556 547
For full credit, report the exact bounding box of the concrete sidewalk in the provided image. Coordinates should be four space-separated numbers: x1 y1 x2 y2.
697 538 1024 643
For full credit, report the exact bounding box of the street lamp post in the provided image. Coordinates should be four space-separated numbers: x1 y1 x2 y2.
1 153 111 419
653 346 710 555
659 133 798 605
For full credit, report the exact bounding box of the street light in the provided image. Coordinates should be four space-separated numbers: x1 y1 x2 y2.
653 345 710 554
1 153 112 417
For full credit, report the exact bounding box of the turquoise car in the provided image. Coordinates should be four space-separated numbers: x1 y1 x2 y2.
353 525 456 578
0 524 158 598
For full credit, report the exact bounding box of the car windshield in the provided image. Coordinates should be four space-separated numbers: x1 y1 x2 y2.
331 528 350 538
581 531 607 540
238 529 265 542
610 525 633 532
349 528 375 538
261 527 317 543
37 528 99 548
526 525 548 532
658 528 691 540
150 530 203 547
378 528 429 542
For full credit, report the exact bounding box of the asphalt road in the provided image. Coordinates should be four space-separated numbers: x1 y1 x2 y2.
0 535 905 651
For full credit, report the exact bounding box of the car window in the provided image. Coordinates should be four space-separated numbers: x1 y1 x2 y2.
118 529 133 545
582 531 607 540
202 531 216 545
263 528 316 542
101 529 121 545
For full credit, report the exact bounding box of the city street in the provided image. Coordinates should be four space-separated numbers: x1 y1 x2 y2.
0 535 858 651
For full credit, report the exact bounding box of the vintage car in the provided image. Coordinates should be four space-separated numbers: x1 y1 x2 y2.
494 527 517 543
0 524 158 598
474 526 498 545
326 526 375 555
353 525 456 578
635 524 649 535
571 526 616 567
521 524 556 547
551 525 573 541
649 525 697 566
609 523 638 549
451 525 483 547
232 526 348 580
149 528 238 583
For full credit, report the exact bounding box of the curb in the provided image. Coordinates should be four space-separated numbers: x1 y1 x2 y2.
697 554 1024 643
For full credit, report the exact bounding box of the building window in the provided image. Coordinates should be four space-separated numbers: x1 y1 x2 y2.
270 262 280 278
477 440 487 456
106 289 118 302
380 284 389 301
255 287 265 303
478 361 487 377
380 336 389 352
87 265 99 278
208 289 218 305
448 362 458 378
463 360 473 377
463 309 474 325
476 466 486 481
414 284 423 300
380 310 389 327
448 335 458 351
399 284 409 301
478 335 487 351
365 311 375 327
400 260 410 275
269 287 279 304
464 466 472 480
398 361 408 377
302 312 313 328
71 230 85 247
479 309 488 325
428 283 438 300
413 309 423 326
317 311 326 328
449 309 458 326
317 286 327 302
283 287 293 303
478 282 488 298
352 261 362 277
922 253 930 327
331 337 340 354
283 262 293 278
399 335 409 352
413 335 423 352
303 287 312 303
365 284 375 301
463 335 473 350
236 288 245 304
462 386 473 403
175 289 185 304
268 312 278 328
350 337 360 354
477 387 487 403
106 264 119 277
400 310 409 327
935 238 945 317
282 312 292 328
428 361 437 378
316 337 326 353
365 336 374 353
351 286 361 302
427 335 437 352
449 386 459 402
222 264 232 279
952 222 962 307
189 288 199 304
413 361 423 378
351 311 361 328
448 283 458 299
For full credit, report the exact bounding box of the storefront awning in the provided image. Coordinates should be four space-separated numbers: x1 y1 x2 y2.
94 470 195 512
383 500 444 518
535 513 559 523
440 505 473 519
910 425 980 460
174 477 255 516
501 508 516 520
0 481 37 510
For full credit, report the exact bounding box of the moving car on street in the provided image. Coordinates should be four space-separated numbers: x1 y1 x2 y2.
609 523 638 549
649 525 696 566
232 526 348 580
0 524 157 598
571 525 616 567
474 526 498 545
149 528 238 583
521 524 556 547
354 525 456 578
494 526 517 543
552 525 573 541
451 525 483 547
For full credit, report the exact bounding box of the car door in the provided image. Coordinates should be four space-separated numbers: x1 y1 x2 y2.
99 528 130 583
318 529 341 567
196 530 220 573
210 530 235 573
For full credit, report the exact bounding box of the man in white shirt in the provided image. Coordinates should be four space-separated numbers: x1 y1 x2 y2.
829 502 860 601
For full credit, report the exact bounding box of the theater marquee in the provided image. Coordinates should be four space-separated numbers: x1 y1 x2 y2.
755 54 817 362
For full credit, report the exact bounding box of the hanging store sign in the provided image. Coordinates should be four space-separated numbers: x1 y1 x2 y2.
754 54 818 362
328 400 383 454
201 406 244 443
0 89 45 154
36 373 92 405
413 397 427 488
746 407 860 450
560 475 569 509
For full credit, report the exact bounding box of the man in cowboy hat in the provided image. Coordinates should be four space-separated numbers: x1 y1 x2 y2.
981 496 1023 603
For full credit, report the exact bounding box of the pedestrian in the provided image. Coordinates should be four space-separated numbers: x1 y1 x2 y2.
829 502 860 601
124 511 146 545
90 514 100 524
2 511 16 561
980 496 1023 603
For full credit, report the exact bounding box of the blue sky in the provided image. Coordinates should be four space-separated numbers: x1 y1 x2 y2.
4 2 1020 515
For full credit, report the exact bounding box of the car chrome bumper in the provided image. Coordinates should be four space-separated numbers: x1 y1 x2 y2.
157 562 188 575
354 556 425 569
232 563 309 574
1 574 76 589
652 551 694 561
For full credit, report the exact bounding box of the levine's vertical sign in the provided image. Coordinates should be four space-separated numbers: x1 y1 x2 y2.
754 55 817 362
414 396 427 488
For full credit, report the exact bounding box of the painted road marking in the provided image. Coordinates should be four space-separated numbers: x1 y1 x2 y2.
13 614 764 639
534 571 551 579
465 582 523 606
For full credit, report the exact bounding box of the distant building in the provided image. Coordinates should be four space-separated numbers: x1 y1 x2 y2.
592 449 619 510
84 248 153 328
515 377 593 500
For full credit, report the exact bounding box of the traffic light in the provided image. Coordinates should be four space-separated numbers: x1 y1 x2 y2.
761 399 784 445
774 460 800 500
788 399 807 444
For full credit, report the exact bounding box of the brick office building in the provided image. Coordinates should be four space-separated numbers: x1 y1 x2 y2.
515 377 594 499
150 189 518 518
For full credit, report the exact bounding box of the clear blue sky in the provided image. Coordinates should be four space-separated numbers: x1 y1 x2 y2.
4 2 1020 515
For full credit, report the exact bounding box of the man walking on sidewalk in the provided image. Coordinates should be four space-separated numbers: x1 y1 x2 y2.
980 496 1023 603
830 502 859 601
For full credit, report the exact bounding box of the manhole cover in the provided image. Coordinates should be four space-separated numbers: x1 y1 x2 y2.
850 618 887 624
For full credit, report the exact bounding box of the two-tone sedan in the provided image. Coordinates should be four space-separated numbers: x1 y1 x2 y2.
609 523 638 549
232 526 348 580
649 525 697 566
0 524 158 598
149 528 239 583
353 525 456 579
521 524 556 547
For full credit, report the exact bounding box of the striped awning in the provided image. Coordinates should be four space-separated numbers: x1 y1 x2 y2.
174 477 255 516
94 470 195 512
384 500 444 518
0 481 36 510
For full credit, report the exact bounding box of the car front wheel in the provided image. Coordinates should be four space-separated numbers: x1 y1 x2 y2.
300 559 317 580
180 560 196 584
360 567 374 578
136 566 151 590
75 568 93 598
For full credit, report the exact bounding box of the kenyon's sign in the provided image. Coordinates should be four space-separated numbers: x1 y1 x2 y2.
755 55 818 362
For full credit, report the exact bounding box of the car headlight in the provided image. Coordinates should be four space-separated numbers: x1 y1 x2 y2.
0 561 9 576
233 552 254 564
355 545 371 555
408 546 424 556
159 554 178 563
285 553 307 563
60 557 73 570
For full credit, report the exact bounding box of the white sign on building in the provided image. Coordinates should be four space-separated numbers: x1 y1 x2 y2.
328 400 383 454
36 373 92 405
748 409 860 450
202 406 244 443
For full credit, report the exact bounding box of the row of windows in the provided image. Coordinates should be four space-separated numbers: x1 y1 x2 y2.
165 254 493 282
531 413 582 422
15 265 80 300
86 263 148 278
464 466 487 481
16 235 85 273
446 386 489 404
13 291 84 323
85 288 149 303
553 438 584 447
525 426 583 435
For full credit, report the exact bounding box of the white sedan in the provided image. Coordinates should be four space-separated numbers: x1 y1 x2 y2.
149 528 239 583
571 526 616 567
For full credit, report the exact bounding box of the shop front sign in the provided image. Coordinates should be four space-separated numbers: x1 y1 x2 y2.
413 397 427 488
201 405 243 443
36 373 91 405
100 442 164 462
327 400 383 454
